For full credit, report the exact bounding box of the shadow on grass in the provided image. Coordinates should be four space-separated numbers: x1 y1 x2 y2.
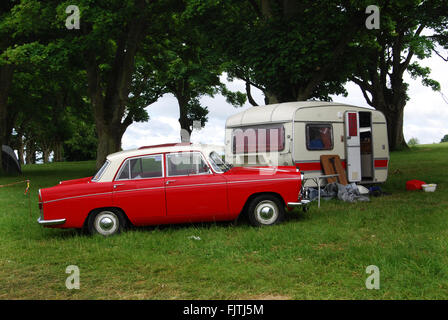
38 212 311 240
38 227 85 240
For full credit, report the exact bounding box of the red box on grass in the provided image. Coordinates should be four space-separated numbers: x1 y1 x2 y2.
406 180 426 191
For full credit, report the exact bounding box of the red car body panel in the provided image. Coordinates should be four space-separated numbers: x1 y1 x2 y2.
38 150 303 229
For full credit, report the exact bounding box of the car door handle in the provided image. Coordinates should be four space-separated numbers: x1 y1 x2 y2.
166 180 176 185
113 184 125 189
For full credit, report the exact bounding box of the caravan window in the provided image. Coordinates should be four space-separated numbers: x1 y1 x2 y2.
232 125 285 154
306 124 333 150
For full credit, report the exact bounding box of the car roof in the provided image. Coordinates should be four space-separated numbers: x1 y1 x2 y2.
98 143 225 182
106 143 224 162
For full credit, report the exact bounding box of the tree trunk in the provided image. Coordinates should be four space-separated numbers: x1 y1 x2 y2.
86 7 146 169
264 91 279 105
53 141 64 162
0 64 14 174
25 139 36 165
384 107 407 150
176 94 192 143
43 148 51 163
17 132 24 165
96 126 123 168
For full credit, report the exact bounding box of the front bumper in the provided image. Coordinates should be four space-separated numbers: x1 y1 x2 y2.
37 215 66 226
287 199 311 207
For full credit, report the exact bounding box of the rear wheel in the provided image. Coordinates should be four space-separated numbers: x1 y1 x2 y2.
247 195 285 227
87 209 126 236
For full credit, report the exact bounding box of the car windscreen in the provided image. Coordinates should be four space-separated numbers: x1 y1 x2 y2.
209 151 230 173
92 160 110 181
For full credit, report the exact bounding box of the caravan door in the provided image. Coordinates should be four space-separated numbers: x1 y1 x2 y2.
344 111 362 182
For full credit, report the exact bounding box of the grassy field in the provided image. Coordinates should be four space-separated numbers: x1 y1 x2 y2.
0 143 447 299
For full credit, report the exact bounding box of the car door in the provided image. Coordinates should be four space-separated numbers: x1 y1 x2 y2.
164 151 228 220
112 154 166 225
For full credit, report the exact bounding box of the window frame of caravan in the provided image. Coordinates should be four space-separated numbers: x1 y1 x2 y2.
231 124 286 154
114 154 165 181
305 123 334 151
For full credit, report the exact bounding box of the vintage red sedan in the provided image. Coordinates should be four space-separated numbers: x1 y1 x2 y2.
37 143 309 236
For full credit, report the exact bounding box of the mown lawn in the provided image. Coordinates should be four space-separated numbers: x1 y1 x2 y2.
0 143 447 299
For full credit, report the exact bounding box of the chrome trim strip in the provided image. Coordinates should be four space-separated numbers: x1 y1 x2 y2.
37 216 66 226
42 191 113 204
113 186 165 193
166 181 226 188
228 177 299 184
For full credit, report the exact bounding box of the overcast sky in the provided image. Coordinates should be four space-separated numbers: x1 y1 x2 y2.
122 54 448 151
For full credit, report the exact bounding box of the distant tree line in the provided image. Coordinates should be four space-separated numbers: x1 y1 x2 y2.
0 0 447 174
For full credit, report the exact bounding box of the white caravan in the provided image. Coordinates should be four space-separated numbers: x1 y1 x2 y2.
225 101 389 186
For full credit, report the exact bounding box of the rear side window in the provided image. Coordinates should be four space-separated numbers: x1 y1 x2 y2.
116 154 163 180
232 125 285 154
306 124 333 150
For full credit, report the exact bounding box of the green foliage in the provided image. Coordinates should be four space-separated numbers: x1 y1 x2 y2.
441 134 448 143
184 0 370 102
142 9 246 133
63 116 97 161
407 137 419 146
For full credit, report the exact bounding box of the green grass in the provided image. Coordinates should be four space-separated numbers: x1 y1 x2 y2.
1 143 448 299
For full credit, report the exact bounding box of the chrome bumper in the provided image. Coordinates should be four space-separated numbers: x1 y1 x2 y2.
37 216 66 226
287 200 311 207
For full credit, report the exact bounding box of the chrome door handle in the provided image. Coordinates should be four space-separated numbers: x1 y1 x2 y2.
113 184 124 189
166 180 176 185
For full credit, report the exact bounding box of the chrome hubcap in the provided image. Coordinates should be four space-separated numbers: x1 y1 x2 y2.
94 211 118 236
255 201 278 225
260 206 274 220
99 217 114 231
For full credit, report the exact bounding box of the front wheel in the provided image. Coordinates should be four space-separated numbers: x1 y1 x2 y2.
87 209 126 236
247 195 285 227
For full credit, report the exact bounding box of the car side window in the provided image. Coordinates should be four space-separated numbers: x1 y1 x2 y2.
116 154 163 180
117 161 130 180
166 152 210 177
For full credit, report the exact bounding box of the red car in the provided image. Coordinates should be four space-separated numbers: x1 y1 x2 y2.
38 143 309 236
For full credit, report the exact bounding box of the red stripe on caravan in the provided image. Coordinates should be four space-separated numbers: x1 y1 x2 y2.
295 161 347 172
295 162 321 171
374 159 388 168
